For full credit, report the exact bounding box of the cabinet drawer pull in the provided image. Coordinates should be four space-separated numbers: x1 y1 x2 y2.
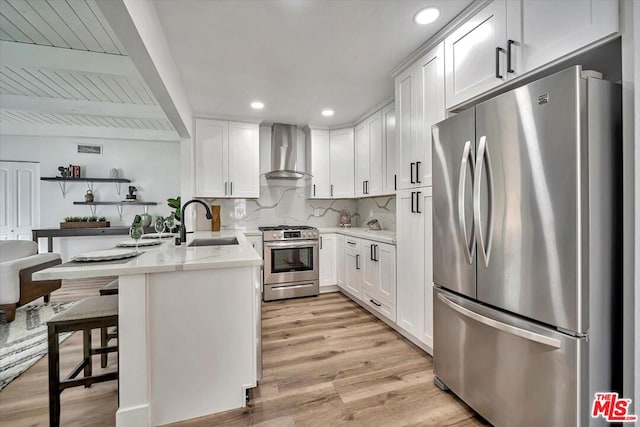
347 241 356 246
370 299 381 307
507 39 515 73
495 47 504 79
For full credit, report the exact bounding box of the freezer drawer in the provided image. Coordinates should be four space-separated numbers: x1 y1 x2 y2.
433 288 588 427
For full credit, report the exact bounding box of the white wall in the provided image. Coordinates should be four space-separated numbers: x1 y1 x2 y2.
0 135 180 259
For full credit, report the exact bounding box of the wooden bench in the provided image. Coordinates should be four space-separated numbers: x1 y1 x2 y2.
47 295 118 427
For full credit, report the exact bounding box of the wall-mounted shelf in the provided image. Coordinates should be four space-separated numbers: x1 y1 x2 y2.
41 177 132 198
73 201 158 219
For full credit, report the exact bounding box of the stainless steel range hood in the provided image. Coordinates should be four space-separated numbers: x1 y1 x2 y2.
265 123 307 179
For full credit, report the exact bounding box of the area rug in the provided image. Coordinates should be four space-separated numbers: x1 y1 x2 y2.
0 302 76 391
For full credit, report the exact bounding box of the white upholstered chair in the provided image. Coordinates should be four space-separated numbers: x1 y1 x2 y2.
0 240 62 322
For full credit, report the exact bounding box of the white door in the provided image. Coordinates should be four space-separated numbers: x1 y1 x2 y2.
354 121 369 197
319 234 336 288
376 242 396 307
381 104 396 195
309 129 331 198
0 161 40 241
421 191 434 351
228 121 259 198
335 234 345 290
396 189 425 340
194 119 228 198
444 0 507 109
360 240 377 295
367 111 383 196
344 238 361 299
329 128 354 198
395 67 416 190
416 42 445 188
506 0 618 78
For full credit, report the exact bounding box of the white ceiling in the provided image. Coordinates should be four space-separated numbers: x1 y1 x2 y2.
155 0 473 127
0 0 178 141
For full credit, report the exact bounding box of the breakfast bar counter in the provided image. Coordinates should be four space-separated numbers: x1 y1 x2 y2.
34 231 262 427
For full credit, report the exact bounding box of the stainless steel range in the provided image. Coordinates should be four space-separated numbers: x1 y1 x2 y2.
259 225 319 301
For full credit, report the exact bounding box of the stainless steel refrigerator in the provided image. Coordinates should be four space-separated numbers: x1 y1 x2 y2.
431 66 620 426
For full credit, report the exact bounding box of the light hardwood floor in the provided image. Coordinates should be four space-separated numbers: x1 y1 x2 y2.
1 285 487 426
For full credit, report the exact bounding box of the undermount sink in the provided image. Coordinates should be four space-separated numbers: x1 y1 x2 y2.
187 237 239 247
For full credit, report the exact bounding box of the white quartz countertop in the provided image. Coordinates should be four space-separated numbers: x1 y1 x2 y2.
33 231 262 281
318 227 396 245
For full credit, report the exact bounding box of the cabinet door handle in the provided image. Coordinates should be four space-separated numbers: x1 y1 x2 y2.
416 191 422 213
331 184 334 197
410 191 415 213
370 244 374 261
230 181 233 195
363 180 366 195
224 182 228 196
507 39 515 73
410 162 416 184
320 236 323 249
313 184 316 197
416 162 421 184
375 245 379 262
370 299 382 307
356 254 360 270
495 47 504 79
394 174 397 191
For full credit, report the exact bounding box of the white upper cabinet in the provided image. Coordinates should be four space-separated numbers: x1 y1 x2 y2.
307 127 354 199
444 0 619 109
354 121 369 197
329 128 355 198
307 129 331 198
194 118 259 198
354 111 384 197
396 42 445 190
444 0 507 109
506 0 619 78
367 111 383 195
194 119 228 198
381 104 396 194
228 121 260 198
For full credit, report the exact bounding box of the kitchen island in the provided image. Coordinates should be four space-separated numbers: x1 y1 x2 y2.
34 231 262 427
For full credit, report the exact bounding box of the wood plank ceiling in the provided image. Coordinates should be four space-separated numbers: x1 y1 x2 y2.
0 0 179 141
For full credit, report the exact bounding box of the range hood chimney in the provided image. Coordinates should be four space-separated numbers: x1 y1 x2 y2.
265 123 307 179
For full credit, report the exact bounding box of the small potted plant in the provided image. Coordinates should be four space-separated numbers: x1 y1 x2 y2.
60 216 110 229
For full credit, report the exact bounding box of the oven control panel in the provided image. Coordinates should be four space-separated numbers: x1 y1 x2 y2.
264 229 319 241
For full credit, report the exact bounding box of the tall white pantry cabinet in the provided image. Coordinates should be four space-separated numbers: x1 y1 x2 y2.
394 41 445 353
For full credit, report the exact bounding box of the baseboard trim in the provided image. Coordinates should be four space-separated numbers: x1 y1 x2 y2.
319 284 339 294
116 403 149 427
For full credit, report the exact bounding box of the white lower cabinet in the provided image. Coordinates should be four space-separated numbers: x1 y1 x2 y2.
360 240 396 322
396 188 433 353
335 234 345 290
344 238 361 299
319 234 336 290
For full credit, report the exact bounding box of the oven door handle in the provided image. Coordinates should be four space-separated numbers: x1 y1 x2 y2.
270 283 316 291
264 240 319 248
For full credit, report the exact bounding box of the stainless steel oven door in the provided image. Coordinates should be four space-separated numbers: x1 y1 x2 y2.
263 240 319 284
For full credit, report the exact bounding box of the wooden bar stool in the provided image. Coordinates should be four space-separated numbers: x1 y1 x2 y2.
47 295 118 427
99 279 119 368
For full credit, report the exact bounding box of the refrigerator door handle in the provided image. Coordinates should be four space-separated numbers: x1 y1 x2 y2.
458 140 475 264
437 294 562 349
474 136 494 267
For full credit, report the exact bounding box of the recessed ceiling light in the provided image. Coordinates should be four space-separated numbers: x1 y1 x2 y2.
322 109 334 117
414 7 440 25
251 101 264 109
